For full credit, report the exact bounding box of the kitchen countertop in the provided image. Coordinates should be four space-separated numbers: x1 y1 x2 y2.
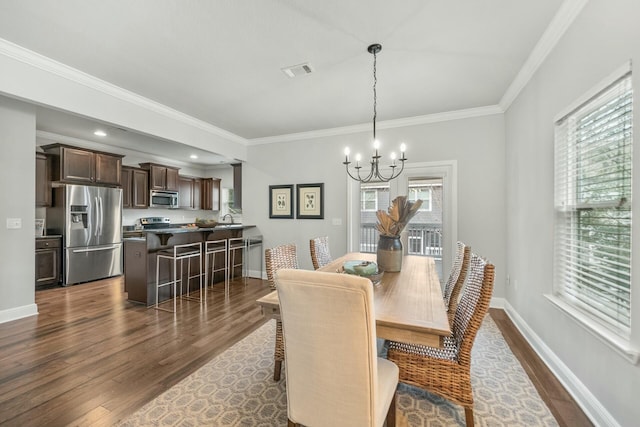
36 235 62 239
123 224 254 238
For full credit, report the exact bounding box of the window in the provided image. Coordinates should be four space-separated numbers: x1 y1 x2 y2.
361 189 378 211
408 186 432 211
554 72 632 336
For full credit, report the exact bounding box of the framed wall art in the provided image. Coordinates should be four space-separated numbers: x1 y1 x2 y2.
296 183 324 219
269 184 294 219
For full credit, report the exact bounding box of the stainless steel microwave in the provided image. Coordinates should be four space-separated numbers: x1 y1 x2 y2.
149 190 179 208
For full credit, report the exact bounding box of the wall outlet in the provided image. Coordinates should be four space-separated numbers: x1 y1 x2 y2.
6 218 22 229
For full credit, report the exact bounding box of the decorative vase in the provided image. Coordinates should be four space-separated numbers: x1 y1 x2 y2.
377 235 403 272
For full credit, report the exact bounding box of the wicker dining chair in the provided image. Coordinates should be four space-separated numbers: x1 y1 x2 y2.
264 243 299 381
443 241 471 326
386 253 495 427
309 236 333 270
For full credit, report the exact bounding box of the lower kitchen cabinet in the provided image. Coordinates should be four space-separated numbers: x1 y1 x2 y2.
36 236 62 288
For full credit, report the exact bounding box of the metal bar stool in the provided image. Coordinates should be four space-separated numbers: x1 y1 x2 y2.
204 239 229 296
155 242 203 313
228 237 245 281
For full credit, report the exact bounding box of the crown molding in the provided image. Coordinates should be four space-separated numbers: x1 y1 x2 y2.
499 0 589 111
248 105 504 145
0 38 247 145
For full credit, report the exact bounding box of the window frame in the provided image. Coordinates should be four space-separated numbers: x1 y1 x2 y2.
408 186 433 211
360 188 378 212
552 63 634 345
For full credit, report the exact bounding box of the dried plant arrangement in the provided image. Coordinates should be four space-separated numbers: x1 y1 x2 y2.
376 196 423 237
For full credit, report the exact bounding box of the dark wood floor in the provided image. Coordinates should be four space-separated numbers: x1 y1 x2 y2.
0 278 590 426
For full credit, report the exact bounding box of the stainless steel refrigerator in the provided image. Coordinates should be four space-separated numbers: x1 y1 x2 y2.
48 184 123 285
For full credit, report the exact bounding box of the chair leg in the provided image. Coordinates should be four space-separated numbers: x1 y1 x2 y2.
385 391 396 427
274 360 282 381
287 420 297 427
464 407 474 427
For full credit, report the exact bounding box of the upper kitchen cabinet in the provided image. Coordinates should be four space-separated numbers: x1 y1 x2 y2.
36 152 51 207
42 144 123 186
179 176 202 210
201 178 221 211
139 163 180 192
122 166 149 209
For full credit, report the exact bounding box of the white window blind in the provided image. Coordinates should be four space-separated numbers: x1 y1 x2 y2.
554 72 633 335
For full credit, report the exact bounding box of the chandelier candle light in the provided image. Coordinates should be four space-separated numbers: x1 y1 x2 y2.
343 43 407 183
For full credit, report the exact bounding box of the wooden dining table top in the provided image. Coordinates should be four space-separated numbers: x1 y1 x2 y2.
256 252 451 348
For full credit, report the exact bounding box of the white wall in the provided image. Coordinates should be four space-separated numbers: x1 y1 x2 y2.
504 0 640 425
243 114 506 295
0 97 38 321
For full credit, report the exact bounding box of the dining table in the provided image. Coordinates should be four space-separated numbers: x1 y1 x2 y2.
256 252 451 348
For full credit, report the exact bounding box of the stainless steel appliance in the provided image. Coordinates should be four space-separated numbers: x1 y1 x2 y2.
139 216 172 230
149 190 179 208
48 184 123 285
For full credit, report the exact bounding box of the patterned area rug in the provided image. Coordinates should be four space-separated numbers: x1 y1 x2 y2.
117 317 558 426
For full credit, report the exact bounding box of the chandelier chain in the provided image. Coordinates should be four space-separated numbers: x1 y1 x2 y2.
373 49 377 141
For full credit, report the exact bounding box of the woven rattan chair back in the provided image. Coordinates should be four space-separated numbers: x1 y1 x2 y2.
443 242 471 326
309 236 333 270
265 243 299 290
264 243 300 382
386 252 494 427
451 253 495 368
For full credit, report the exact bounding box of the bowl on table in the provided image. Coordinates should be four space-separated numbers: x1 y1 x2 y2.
340 260 384 286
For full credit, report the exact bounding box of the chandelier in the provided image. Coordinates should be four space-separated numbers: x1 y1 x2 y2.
343 43 407 183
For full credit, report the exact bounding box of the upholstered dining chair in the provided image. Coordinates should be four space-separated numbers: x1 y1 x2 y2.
443 241 471 326
386 253 494 427
264 243 299 381
309 236 333 270
275 269 398 427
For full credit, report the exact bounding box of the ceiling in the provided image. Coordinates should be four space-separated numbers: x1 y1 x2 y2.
0 0 564 161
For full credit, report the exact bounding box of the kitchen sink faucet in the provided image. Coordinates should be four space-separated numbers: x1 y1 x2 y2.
222 213 234 224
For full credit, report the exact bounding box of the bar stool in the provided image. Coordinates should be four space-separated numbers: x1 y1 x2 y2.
228 237 245 281
204 239 229 296
155 242 203 313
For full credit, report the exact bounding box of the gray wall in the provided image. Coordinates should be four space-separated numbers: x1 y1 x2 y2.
0 97 37 320
504 0 640 425
242 114 506 296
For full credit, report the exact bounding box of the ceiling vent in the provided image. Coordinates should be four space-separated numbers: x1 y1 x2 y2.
281 62 314 78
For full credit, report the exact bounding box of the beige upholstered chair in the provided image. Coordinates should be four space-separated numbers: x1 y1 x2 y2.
275 269 398 427
386 253 495 427
443 241 471 326
264 243 299 381
309 236 333 270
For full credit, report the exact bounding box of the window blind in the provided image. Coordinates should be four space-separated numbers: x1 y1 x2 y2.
554 72 633 334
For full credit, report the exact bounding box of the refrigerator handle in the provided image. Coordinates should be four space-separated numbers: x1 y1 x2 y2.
94 197 100 236
99 196 104 236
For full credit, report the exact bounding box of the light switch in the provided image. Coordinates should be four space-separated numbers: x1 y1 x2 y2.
6 218 22 229
332 218 342 226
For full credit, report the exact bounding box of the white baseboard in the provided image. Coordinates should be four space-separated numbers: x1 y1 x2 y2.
503 301 620 427
0 303 38 324
490 297 505 309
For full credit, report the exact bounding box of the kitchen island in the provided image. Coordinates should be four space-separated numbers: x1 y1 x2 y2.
123 225 254 306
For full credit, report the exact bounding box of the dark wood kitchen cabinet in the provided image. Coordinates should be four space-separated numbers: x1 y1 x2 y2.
201 178 221 211
179 176 202 209
122 166 149 209
35 152 51 207
42 144 123 186
139 163 180 191
35 236 61 288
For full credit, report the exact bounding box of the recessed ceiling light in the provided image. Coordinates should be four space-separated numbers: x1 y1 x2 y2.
94 130 107 137
190 154 198 159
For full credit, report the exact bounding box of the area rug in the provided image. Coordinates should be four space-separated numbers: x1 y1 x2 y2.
117 317 558 426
